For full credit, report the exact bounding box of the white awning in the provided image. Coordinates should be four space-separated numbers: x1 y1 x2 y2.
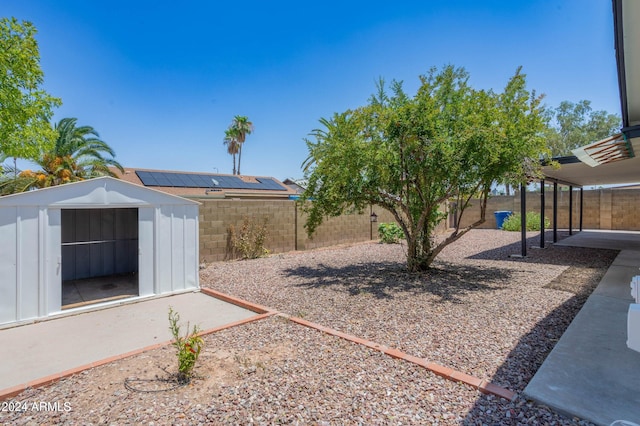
571 133 632 167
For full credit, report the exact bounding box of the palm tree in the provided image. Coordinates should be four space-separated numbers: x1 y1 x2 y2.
46 117 124 179
1 118 124 194
229 116 253 175
223 128 240 175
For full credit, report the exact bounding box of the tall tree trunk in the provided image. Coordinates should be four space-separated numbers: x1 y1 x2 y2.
406 228 435 272
232 153 237 175
237 144 242 175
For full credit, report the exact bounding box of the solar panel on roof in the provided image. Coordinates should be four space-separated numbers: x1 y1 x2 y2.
171 174 188 187
134 170 287 191
181 174 199 187
136 171 159 186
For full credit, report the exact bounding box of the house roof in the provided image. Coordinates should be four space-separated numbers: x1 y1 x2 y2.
114 168 297 199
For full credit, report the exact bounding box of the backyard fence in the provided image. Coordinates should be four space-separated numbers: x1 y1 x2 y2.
196 187 640 263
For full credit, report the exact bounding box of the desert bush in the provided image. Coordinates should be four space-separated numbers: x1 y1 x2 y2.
378 222 405 244
501 212 550 231
228 216 270 259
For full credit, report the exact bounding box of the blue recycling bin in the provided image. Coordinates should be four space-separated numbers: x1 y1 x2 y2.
494 211 513 229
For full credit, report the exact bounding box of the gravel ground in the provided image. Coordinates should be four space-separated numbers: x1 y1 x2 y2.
1 229 617 425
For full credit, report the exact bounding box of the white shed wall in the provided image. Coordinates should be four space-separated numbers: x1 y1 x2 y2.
0 207 18 324
0 178 200 326
155 205 199 295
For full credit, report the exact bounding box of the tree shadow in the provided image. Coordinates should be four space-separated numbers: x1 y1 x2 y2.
462 244 618 424
462 292 593 424
468 230 619 267
283 260 512 304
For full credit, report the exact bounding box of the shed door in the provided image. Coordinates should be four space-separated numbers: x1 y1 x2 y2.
61 208 138 280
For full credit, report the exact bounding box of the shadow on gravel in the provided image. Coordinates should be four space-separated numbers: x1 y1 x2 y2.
462 236 618 424
463 293 593 424
283 261 512 303
468 230 619 267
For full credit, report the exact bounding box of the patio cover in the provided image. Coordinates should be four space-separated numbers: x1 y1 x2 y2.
541 133 640 187
540 0 640 188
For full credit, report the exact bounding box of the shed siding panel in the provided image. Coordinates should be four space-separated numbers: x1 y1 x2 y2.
138 207 154 296
170 205 186 291
157 206 173 294
46 209 62 316
0 208 17 324
18 207 40 321
184 207 198 289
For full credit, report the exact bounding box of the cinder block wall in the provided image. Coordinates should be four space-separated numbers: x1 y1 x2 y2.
199 200 296 262
197 188 640 263
451 188 640 231
198 200 399 263
612 190 640 230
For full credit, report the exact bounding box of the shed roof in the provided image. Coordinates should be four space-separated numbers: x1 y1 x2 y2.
0 177 200 208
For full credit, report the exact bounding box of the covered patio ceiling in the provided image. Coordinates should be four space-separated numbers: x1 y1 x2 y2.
541 0 640 188
541 140 640 187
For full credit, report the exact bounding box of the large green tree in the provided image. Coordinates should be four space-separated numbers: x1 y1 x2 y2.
0 17 61 162
545 100 620 156
301 65 548 272
228 115 253 175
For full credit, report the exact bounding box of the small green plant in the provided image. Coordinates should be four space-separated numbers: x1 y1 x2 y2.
378 222 405 244
168 307 204 384
228 216 270 259
501 212 550 232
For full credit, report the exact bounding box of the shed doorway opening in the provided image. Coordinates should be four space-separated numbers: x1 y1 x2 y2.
61 208 139 309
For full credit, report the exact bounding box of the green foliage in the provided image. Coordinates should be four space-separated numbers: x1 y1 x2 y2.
0 118 123 194
501 212 550 232
168 307 204 384
544 100 621 156
228 216 270 259
0 18 61 161
378 222 405 244
300 65 548 271
47 118 124 177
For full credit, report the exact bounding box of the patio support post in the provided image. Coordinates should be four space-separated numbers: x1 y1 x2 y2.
521 183 527 257
569 185 573 236
580 188 584 231
369 204 373 240
540 180 545 249
553 181 558 243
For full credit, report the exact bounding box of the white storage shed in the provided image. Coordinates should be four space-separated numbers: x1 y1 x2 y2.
0 177 200 326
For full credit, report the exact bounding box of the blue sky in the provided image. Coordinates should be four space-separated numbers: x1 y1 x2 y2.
3 0 620 180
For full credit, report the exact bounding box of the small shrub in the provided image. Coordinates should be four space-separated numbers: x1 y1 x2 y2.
228 216 270 259
168 307 204 384
378 222 405 244
501 212 550 232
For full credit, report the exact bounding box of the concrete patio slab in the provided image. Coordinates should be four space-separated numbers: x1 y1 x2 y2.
554 229 640 251
0 291 260 395
525 231 640 425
